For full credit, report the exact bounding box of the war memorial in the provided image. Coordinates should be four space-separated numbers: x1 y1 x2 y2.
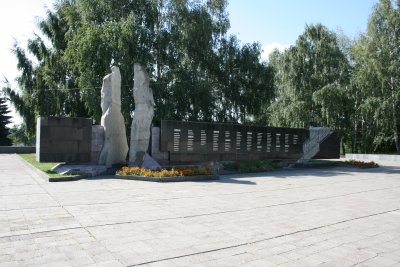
34 64 340 179
2 66 398 265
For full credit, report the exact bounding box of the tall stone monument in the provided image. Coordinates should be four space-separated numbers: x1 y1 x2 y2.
129 63 158 168
98 66 129 167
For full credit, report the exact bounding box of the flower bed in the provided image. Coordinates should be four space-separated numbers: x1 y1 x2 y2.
117 166 212 177
115 166 218 182
343 160 379 168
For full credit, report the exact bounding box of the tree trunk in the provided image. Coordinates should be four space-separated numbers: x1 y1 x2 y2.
393 110 400 154
352 120 357 153
390 78 400 154
341 137 346 156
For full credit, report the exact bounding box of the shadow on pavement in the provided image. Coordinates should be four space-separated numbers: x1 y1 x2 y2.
75 164 400 185
212 164 400 184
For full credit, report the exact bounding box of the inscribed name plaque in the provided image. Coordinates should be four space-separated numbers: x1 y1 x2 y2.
160 120 309 163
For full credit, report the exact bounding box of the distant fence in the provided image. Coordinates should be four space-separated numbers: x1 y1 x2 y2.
345 153 400 162
0 146 36 154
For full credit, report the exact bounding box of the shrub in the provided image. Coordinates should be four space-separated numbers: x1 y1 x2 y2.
343 160 379 168
224 160 278 173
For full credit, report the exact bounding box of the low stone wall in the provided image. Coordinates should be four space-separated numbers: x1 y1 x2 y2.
151 127 169 165
115 174 219 182
36 117 92 163
35 116 107 164
314 132 340 159
345 153 400 162
0 146 36 154
91 125 105 163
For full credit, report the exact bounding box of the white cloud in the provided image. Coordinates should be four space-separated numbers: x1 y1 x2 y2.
261 42 290 61
0 0 53 127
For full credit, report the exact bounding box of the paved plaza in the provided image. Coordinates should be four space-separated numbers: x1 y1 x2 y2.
1 154 400 266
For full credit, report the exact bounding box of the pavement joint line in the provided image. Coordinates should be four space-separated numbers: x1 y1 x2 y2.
2 154 400 266
0 184 398 240
276 241 366 267
2 185 400 238
0 226 84 239
12 154 389 190
8 163 378 197
0 176 386 212
0 205 61 212
127 208 400 266
2 156 98 242
0 179 394 215
83 225 125 266
16 154 50 183
0 183 43 188
349 253 379 266
0 192 48 197
61 176 384 203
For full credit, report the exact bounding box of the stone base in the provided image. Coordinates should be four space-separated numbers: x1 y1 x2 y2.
51 164 107 177
291 161 337 169
115 174 219 182
151 127 169 165
129 152 161 170
91 125 104 163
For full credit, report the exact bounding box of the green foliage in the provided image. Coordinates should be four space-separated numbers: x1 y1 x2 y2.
268 24 350 128
116 166 212 177
312 84 353 144
4 0 400 155
2 1 88 135
350 0 400 153
4 0 274 132
8 123 35 146
267 1 400 155
224 160 278 173
0 98 12 146
343 160 379 168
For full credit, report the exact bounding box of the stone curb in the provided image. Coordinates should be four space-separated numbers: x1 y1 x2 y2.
345 153 400 162
115 174 219 182
291 162 338 169
17 155 87 182
48 175 86 182
0 147 36 154
17 154 50 181
17 155 218 183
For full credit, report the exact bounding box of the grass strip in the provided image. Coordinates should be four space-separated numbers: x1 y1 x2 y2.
18 153 69 178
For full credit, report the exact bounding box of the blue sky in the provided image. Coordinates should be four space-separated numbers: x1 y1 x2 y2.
227 0 378 58
1 0 379 125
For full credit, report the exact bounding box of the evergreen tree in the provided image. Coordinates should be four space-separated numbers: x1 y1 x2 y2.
0 98 12 146
8 123 35 146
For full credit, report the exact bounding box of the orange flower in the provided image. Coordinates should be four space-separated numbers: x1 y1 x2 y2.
117 166 212 177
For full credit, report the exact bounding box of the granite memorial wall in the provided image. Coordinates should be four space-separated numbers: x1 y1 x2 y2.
159 120 313 163
36 117 92 163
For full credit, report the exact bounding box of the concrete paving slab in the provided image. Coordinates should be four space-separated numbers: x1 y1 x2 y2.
0 154 400 266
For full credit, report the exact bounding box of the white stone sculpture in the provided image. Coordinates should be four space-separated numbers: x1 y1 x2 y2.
98 66 129 167
129 63 158 167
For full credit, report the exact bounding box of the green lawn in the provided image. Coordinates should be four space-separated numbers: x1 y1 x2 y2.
18 154 66 178
223 160 279 173
309 159 342 165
